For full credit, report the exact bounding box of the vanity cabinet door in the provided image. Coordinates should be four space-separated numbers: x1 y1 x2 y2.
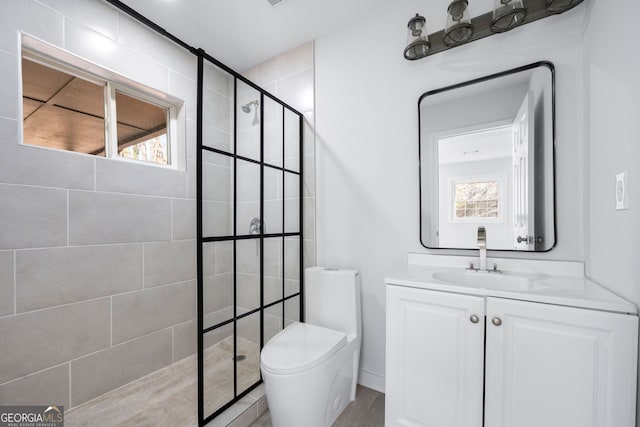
386 285 485 427
484 297 638 427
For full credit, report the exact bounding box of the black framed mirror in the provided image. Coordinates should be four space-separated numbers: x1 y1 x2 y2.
419 62 555 251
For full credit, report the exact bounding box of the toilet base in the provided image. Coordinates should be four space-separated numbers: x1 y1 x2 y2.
262 339 360 427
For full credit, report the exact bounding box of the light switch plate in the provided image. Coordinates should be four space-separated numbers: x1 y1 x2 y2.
616 172 628 210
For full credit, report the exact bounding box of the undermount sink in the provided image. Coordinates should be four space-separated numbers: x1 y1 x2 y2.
432 270 551 292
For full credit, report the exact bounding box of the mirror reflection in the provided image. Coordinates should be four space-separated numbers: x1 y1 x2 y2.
419 62 555 251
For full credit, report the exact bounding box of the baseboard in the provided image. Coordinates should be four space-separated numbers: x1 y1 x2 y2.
358 368 385 394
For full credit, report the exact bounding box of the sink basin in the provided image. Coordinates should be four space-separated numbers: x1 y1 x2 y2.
432 270 550 292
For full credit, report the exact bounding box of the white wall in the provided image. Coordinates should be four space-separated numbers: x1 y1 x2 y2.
583 2 640 423
314 0 586 391
584 1 640 304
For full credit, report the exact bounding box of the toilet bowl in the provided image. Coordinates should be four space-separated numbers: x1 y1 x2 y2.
260 267 361 427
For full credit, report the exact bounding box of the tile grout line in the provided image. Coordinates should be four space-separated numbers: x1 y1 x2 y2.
66 190 70 246
13 250 16 315
0 277 199 321
0 181 185 201
93 157 96 192
10 240 195 253
0 361 70 388
142 244 146 289
170 198 174 241
110 296 113 347
68 361 72 408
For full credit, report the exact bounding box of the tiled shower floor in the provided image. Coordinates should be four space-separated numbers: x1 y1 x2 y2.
64 335 384 426
65 336 262 427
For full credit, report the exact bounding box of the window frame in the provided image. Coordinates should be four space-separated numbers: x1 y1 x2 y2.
20 34 183 170
449 174 506 224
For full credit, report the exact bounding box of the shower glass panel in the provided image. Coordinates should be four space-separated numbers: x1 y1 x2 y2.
265 303 284 345
202 151 233 238
264 167 283 235
236 160 261 237
197 53 304 426
202 241 234 330
203 327 234 416
236 312 262 395
235 239 260 313
264 236 284 306
264 98 284 167
285 295 301 327
284 172 300 233
284 108 301 172
202 62 233 153
284 237 301 293
236 81 260 161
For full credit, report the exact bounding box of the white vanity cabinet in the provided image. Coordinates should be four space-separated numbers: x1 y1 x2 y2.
386 284 639 427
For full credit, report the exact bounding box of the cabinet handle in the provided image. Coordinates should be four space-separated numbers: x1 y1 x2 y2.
470 314 480 324
491 317 502 326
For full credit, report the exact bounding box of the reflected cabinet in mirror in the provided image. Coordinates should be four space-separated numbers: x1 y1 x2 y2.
419 62 555 251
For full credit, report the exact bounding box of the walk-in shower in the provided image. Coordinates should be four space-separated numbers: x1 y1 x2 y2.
197 52 304 425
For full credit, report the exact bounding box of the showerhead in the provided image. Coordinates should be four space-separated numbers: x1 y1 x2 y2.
241 100 259 113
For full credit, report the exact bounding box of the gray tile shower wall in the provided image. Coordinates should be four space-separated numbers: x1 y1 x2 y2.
0 1 316 416
0 0 198 410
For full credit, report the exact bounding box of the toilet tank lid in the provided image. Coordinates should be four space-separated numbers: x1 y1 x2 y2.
261 322 347 375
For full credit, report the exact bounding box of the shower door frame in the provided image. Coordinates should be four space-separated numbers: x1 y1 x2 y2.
196 51 305 426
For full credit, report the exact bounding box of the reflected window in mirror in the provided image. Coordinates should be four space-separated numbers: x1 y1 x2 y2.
453 179 501 221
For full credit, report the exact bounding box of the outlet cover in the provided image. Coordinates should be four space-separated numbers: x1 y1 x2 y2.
616 172 628 210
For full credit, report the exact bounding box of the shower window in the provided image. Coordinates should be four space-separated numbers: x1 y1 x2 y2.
197 54 304 425
20 40 180 168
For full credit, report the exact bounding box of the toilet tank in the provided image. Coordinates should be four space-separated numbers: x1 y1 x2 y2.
304 267 361 338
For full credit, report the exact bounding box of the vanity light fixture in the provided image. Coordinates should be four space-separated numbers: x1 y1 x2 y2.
404 14 431 60
545 0 584 14
444 0 474 47
490 0 527 32
405 0 585 60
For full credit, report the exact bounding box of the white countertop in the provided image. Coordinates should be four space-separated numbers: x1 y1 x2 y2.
386 254 638 315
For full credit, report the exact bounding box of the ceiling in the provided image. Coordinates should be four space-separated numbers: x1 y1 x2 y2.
114 0 399 71
111 0 510 72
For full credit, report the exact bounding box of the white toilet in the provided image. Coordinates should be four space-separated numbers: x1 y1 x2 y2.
260 267 362 427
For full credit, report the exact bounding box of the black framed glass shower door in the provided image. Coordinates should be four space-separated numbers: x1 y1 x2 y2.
196 52 304 426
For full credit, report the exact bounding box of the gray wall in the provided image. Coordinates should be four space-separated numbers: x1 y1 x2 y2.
0 0 197 409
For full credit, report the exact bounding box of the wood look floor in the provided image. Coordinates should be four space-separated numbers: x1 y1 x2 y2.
249 385 385 427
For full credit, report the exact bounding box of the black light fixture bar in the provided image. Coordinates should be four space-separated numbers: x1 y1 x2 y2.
413 0 582 59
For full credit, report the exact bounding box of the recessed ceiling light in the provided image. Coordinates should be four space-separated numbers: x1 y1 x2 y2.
267 0 284 6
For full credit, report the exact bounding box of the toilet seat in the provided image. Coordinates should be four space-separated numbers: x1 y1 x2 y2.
261 322 347 375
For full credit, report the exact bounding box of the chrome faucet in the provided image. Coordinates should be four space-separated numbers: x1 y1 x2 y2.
477 226 487 272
